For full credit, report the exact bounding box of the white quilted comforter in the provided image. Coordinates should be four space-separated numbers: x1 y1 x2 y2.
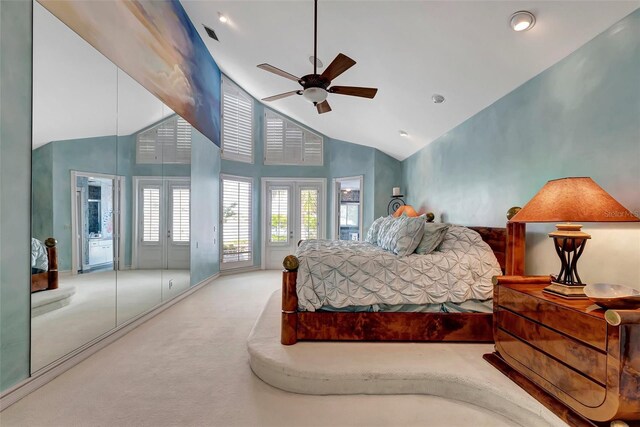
295 225 502 311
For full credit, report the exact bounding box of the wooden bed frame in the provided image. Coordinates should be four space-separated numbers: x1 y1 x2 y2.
31 237 59 293
281 223 526 345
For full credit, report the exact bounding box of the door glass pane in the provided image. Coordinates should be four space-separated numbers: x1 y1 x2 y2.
222 178 252 263
300 188 319 240
270 188 289 243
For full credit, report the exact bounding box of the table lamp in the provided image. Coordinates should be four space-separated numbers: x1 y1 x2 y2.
510 177 639 299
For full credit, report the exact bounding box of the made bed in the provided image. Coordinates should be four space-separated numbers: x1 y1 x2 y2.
31 237 59 293
280 214 526 345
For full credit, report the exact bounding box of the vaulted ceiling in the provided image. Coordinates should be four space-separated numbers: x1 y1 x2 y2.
183 1 638 160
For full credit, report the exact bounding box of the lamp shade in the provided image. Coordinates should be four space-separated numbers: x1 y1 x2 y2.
510 177 639 223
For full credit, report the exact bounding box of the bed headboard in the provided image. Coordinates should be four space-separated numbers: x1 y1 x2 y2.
468 227 507 272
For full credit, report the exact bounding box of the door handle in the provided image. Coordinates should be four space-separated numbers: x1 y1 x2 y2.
289 230 294 238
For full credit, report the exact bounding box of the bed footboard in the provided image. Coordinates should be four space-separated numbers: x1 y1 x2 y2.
281 256 299 345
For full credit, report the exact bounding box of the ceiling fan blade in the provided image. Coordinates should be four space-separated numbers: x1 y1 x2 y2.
262 90 301 102
321 53 356 81
329 86 378 99
316 100 331 114
257 64 300 82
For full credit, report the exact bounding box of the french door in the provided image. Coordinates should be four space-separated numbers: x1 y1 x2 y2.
135 177 190 269
262 178 325 270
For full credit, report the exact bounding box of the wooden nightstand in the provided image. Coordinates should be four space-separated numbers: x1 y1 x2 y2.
484 275 640 426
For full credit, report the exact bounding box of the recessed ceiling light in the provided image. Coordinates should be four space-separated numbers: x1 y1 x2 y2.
218 12 228 24
432 94 445 104
510 11 535 32
309 55 323 68
399 130 409 137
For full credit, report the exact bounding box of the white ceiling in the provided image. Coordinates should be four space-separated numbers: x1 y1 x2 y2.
32 2 174 149
183 0 639 160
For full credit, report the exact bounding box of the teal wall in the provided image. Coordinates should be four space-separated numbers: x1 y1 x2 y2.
220 83 400 268
402 10 640 287
0 0 33 392
191 129 221 284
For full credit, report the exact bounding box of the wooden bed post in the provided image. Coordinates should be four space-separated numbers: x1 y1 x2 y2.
45 237 59 290
506 222 525 275
281 255 299 345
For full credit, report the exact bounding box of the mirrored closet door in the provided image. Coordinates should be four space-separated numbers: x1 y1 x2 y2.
31 2 118 371
31 2 191 373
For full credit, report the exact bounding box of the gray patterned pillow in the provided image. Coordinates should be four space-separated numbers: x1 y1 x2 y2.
415 223 450 255
379 215 425 256
365 216 386 244
376 215 398 247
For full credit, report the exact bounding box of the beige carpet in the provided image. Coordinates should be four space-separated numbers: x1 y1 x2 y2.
31 269 190 372
4 271 547 426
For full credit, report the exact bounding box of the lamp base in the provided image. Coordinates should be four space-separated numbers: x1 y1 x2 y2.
543 281 588 299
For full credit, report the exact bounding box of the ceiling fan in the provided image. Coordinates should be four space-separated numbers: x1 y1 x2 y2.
257 0 378 114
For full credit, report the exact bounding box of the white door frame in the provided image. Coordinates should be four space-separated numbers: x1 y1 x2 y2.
261 177 326 270
132 176 190 269
332 175 364 240
70 170 124 274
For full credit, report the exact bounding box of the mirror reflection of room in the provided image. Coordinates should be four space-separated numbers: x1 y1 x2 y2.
336 177 362 241
30 2 191 373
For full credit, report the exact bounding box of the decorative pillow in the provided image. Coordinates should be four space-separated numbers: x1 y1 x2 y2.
376 215 398 247
365 216 386 244
379 215 425 256
415 223 450 255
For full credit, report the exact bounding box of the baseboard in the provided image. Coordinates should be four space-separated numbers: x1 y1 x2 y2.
219 265 261 276
0 273 219 411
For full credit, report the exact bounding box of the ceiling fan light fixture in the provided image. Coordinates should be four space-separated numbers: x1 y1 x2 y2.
510 11 535 32
303 87 328 104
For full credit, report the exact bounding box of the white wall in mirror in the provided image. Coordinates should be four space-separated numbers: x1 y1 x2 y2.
32 2 174 149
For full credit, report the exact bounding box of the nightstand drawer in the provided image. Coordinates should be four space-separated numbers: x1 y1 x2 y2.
495 329 607 408
497 309 607 385
498 286 607 351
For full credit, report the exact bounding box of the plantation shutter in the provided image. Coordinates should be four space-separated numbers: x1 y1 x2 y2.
171 186 190 243
175 118 192 164
264 110 323 165
142 186 161 243
136 115 191 164
222 78 253 163
221 176 253 265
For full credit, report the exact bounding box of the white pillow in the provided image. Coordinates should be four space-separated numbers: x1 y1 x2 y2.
379 215 425 256
365 216 386 244
376 216 397 247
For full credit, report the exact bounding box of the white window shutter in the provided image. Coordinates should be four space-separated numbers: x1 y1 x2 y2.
171 186 190 243
222 78 253 163
264 110 323 166
136 115 191 165
142 186 161 242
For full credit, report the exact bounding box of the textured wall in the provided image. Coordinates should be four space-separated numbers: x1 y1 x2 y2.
191 129 221 284
403 10 640 288
374 150 403 222
0 0 33 393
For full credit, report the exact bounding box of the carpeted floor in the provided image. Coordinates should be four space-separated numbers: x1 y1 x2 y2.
4 271 542 426
31 269 190 371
